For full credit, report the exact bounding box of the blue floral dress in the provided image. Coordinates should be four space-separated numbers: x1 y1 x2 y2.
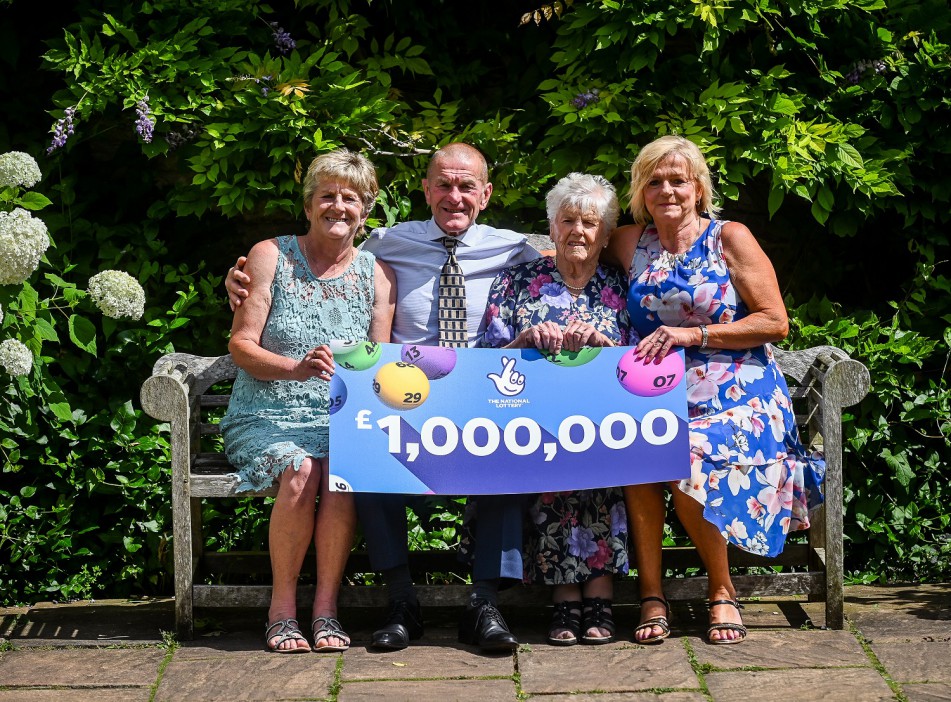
626 221 825 557
474 256 632 585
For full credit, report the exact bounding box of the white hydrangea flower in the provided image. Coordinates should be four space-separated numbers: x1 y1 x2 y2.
0 151 42 189
87 270 146 319
0 208 50 285
0 338 33 376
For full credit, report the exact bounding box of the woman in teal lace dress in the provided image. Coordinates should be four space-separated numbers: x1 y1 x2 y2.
476 173 633 646
608 136 825 645
221 150 396 653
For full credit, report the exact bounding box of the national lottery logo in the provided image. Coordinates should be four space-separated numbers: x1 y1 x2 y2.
486 357 526 397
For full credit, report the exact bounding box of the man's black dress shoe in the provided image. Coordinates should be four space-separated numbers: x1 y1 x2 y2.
458 599 518 652
370 599 424 650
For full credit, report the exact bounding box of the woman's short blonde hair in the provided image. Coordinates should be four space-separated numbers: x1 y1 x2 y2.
546 172 620 236
302 149 379 215
628 135 719 224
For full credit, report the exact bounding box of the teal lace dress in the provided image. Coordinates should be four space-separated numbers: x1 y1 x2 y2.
221 236 376 492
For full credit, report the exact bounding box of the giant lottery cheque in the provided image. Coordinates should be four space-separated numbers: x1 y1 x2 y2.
328 341 691 494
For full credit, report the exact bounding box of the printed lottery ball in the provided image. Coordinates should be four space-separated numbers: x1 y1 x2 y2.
334 341 382 371
328 374 347 415
616 349 685 397
373 361 430 410
400 344 457 380
542 346 602 367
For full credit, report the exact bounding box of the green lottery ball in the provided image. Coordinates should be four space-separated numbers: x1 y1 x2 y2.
334 341 382 371
373 361 430 411
542 346 602 367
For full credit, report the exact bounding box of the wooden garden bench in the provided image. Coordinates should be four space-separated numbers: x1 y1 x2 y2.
140 345 870 638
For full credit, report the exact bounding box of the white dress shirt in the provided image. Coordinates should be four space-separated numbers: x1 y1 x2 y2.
363 219 540 346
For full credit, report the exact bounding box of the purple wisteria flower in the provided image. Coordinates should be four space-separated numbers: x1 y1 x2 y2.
135 96 155 143
571 88 600 109
844 59 886 85
47 106 77 154
539 282 572 309
567 525 599 559
271 22 296 54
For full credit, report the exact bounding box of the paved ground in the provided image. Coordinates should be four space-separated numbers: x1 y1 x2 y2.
1 584 949 701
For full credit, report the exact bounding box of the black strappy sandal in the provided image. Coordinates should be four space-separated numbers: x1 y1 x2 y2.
546 600 582 646
633 596 671 645
581 597 616 645
706 599 747 645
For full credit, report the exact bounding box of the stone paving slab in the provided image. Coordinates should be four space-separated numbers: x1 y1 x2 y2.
154 652 337 702
869 641 951 683
0 648 164 687
845 584 951 644
539 693 705 702
4 599 171 646
517 643 698 695
0 690 151 702
905 682 951 701
341 644 513 681
692 629 869 669
705 667 895 702
338 678 516 701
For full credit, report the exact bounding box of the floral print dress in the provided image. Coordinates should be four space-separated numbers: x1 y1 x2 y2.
475 256 632 585
627 221 825 557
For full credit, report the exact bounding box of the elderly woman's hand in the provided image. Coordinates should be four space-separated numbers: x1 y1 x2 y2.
513 321 565 354
296 344 335 382
636 325 700 362
562 319 613 352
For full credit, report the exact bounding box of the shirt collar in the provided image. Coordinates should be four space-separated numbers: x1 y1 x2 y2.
425 218 485 248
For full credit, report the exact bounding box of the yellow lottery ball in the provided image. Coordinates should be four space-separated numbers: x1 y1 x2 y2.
373 362 430 411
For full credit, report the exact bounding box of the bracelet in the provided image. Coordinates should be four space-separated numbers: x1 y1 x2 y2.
699 324 708 349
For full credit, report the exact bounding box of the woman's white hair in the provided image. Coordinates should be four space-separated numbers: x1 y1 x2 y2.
545 172 620 235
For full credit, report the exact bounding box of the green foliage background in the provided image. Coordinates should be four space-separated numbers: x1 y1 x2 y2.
0 0 948 604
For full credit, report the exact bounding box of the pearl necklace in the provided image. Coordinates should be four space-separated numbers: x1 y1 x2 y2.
554 257 595 293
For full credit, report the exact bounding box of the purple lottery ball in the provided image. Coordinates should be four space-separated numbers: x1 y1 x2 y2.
616 349 685 397
400 344 457 380
328 374 348 415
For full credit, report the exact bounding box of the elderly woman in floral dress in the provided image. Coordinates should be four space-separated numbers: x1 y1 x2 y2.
475 172 633 646
608 135 825 645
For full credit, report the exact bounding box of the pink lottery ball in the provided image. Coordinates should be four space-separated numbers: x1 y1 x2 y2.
616 349 685 397
400 344 457 380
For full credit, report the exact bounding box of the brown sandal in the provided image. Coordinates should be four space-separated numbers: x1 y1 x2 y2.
633 596 671 645
706 599 747 645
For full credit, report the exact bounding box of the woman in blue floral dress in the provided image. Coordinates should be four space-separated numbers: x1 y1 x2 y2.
476 173 633 646
608 136 825 645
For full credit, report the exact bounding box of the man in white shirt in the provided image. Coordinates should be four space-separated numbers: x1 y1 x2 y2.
227 143 540 652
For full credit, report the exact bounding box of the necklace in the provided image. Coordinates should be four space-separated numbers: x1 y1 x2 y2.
658 217 703 269
553 259 594 293
303 240 354 279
